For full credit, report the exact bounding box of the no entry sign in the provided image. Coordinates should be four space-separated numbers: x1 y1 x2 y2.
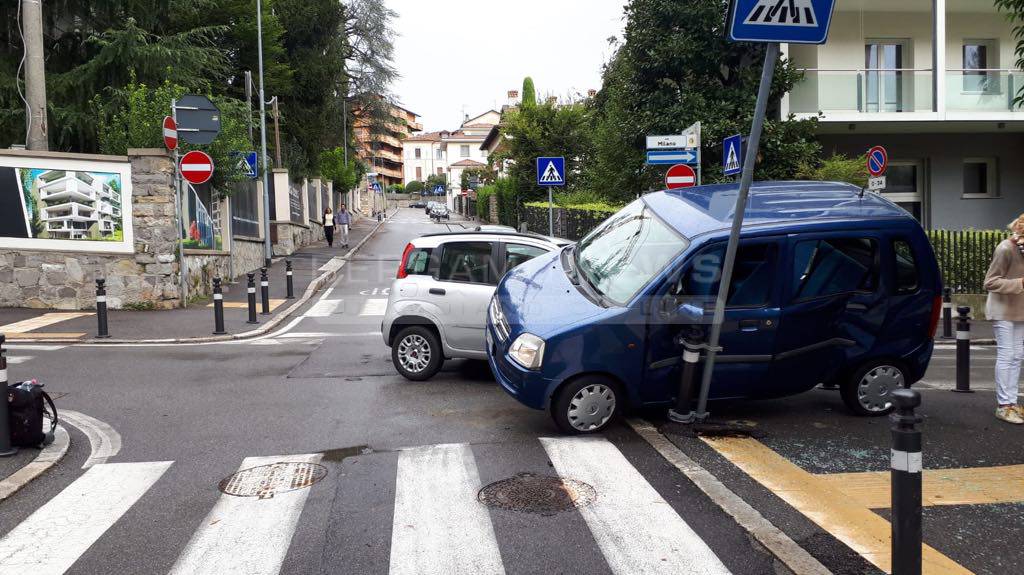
867 146 888 177
179 150 214 185
163 116 177 150
665 164 697 189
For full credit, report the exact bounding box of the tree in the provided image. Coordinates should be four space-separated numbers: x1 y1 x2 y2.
796 153 868 188
585 0 821 202
425 173 448 191
996 0 1024 106
406 180 425 194
343 0 401 159
521 77 537 110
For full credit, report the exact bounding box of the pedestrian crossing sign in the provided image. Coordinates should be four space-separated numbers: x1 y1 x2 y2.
722 134 743 176
536 156 566 187
728 0 836 44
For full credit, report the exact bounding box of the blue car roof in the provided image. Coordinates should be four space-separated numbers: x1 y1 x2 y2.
643 181 915 239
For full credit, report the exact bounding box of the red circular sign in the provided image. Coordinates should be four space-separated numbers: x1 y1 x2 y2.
163 116 178 150
665 164 697 190
867 145 888 177
179 150 214 184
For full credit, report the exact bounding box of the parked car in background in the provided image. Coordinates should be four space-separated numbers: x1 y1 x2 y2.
430 204 450 220
410 200 427 208
383 230 572 380
487 182 942 434
424 201 438 215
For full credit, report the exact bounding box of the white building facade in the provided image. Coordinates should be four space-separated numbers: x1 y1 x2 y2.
782 0 1024 229
403 111 501 204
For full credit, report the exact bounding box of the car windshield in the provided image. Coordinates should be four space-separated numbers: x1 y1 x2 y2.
574 198 688 305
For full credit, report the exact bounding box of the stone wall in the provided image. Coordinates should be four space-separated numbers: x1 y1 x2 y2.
272 221 325 256
183 251 230 300
0 149 182 310
231 237 265 279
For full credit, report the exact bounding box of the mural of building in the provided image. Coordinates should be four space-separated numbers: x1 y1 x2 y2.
36 170 122 239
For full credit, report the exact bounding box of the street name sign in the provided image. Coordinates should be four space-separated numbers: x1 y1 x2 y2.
536 157 566 186
162 116 178 150
647 149 698 165
646 135 690 150
867 145 888 177
665 164 697 190
722 134 743 176
174 95 221 145
728 0 837 44
179 151 214 184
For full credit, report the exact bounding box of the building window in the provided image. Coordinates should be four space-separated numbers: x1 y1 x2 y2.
416 167 422 180
415 147 422 159
460 145 470 158
884 161 925 225
963 40 997 93
436 149 443 160
865 41 907 113
963 158 997 199
437 167 443 176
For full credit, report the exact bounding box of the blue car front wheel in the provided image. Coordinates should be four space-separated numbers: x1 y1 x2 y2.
551 376 621 435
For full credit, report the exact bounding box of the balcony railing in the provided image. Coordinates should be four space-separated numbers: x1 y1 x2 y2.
790 69 933 114
947 69 1024 112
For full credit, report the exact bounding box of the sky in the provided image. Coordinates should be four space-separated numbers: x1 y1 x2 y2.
388 0 627 132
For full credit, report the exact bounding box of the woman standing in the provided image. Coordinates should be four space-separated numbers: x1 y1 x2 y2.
323 206 335 247
984 215 1024 424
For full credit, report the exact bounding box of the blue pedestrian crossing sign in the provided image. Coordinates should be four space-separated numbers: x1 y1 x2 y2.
433 185 446 195
536 157 566 187
722 135 743 176
728 0 837 44
232 151 258 179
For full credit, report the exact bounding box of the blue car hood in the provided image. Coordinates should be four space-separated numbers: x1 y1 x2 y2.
496 248 609 339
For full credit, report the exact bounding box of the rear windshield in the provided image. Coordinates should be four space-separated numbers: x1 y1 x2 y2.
404 248 432 276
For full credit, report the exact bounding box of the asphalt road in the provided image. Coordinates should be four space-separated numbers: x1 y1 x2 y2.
0 209 788 575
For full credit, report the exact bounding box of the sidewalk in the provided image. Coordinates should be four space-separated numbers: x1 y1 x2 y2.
0 214 387 344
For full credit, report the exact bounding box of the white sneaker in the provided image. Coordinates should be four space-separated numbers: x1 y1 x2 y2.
995 406 1024 424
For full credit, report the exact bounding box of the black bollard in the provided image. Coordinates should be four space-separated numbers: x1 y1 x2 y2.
0 334 17 457
941 287 953 339
95 278 110 338
212 277 227 335
285 260 295 299
260 267 271 315
953 306 972 393
667 327 705 423
890 388 923 575
246 273 258 324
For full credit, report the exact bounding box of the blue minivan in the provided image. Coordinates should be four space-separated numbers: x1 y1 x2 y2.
486 182 942 434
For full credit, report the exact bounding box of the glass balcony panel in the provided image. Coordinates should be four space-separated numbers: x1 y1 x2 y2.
790 70 932 114
946 71 1022 112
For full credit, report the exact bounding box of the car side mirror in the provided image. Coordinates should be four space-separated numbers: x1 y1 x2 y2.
676 302 711 324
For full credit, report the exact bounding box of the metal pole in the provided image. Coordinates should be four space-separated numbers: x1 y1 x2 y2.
0 334 18 457
256 0 273 268
244 70 253 144
548 186 553 237
953 306 972 393
95 278 110 338
693 43 780 420
260 267 270 315
246 273 258 324
941 287 952 339
212 277 227 335
21 0 48 150
890 388 923 575
285 259 295 299
695 122 702 187
171 99 188 309
272 97 282 168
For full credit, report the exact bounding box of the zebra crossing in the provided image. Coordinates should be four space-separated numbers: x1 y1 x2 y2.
0 436 734 575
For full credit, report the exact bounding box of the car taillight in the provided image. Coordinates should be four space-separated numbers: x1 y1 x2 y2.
928 294 942 339
397 243 414 279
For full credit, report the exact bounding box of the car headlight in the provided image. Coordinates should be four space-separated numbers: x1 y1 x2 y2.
509 333 545 370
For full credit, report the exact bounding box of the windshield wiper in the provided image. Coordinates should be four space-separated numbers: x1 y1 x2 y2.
561 246 581 285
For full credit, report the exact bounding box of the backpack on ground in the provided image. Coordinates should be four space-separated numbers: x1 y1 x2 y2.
6 379 57 448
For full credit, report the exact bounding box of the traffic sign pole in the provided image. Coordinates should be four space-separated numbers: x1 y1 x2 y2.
256 0 273 268
171 99 188 309
692 42 780 422
548 186 554 237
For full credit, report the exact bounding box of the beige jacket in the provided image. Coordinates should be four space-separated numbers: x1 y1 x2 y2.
984 239 1024 321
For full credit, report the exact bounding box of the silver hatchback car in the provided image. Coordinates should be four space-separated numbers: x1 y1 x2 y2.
382 230 570 380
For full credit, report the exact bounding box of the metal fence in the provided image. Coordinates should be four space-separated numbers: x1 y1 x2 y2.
521 205 611 241
231 180 260 238
926 229 1005 294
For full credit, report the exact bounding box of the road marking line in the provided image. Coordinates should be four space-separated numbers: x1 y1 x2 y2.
3 344 67 351
60 410 122 469
6 355 33 364
818 464 1024 508
701 436 970 574
541 436 730 575
3 332 85 340
0 312 92 333
0 461 171 575
209 299 285 310
304 299 343 318
276 331 380 339
627 419 830 575
169 453 322 575
389 443 504 575
359 298 387 316
0 425 70 502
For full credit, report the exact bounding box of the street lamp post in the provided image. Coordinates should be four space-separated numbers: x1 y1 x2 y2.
256 0 273 268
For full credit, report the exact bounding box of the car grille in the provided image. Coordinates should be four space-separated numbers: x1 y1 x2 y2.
489 298 510 342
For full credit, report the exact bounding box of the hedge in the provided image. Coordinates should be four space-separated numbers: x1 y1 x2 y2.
927 229 1005 294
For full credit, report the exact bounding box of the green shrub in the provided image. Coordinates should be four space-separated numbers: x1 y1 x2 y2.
476 186 495 220
927 229 1005 293
524 200 622 214
406 180 425 194
796 153 868 188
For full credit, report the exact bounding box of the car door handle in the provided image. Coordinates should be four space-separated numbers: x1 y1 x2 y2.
429 288 446 296
739 319 760 332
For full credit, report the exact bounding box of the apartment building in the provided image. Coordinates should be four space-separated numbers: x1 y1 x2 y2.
403 110 501 198
353 101 422 189
36 170 122 239
782 0 1023 229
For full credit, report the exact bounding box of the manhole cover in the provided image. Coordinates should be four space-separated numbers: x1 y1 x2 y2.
218 461 328 499
478 472 597 515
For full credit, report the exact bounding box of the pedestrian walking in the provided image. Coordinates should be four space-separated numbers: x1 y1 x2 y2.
335 204 351 248
984 214 1024 424
324 207 335 247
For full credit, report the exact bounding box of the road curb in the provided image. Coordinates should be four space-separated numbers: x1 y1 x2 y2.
0 425 71 501
626 418 833 575
15 213 392 346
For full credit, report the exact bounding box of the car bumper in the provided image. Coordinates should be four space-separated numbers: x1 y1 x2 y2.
486 321 555 410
